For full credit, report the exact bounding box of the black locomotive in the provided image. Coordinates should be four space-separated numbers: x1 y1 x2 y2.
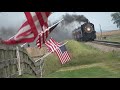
72 22 96 41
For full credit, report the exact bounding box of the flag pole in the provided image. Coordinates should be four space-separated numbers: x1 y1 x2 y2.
38 18 64 36
20 43 27 47
48 18 64 30
35 41 68 62
35 41 68 78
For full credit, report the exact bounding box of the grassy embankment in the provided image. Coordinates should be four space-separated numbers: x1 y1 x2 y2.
18 40 120 78
44 40 120 78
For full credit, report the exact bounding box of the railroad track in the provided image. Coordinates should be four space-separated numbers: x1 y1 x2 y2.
91 40 120 48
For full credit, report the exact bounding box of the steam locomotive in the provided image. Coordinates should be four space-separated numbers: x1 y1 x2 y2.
72 22 96 41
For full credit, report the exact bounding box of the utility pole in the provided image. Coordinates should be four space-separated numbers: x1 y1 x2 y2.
99 24 102 40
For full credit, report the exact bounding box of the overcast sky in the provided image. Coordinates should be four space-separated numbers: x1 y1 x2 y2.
0 12 118 32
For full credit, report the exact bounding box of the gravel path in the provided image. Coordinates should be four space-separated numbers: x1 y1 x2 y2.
84 42 120 52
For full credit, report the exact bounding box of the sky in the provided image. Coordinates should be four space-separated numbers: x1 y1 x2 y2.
0 12 118 32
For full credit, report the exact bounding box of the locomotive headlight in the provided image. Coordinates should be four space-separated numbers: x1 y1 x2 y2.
87 27 91 31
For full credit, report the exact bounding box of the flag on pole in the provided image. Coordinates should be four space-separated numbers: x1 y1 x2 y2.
45 37 61 52
2 12 51 45
2 21 35 44
36 19 63 48
24 12 51 41
55 44 71 64
45 37 71 64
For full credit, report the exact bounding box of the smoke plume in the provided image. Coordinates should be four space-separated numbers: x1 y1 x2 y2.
0 27 17 40
62 13 88 24
48 13 89 42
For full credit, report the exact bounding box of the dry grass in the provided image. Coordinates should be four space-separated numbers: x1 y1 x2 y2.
25 46 47 58
96 30 120 37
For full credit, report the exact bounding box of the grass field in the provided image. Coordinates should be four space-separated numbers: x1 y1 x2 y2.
45 66 120 78
104 35 120 42
45 62 120 78
18 40 120 78
43 40 120 78
43 40 103 76
96 30 120 42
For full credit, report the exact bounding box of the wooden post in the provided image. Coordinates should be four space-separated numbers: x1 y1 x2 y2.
37 58 45 78
40 59 43 78
35 41 68 62
16 46 22 75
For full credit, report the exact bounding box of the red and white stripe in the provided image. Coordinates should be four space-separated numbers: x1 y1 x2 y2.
2 12 51 45
45 37 60 52
36 19 62 49
24 12 51 39
36 33 43 48
2 21 35 44
45 38 71 64
55 47 71 64
25 12 50 48
36 27 49 48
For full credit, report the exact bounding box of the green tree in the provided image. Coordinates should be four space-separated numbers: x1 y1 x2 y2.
111 12 120 28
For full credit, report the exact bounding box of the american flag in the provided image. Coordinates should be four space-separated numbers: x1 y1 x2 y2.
36 27 49 48
45 38 71 64
2 21 35 44
2 12 51 45
55 44 71 64
36 19 63 48
25 12 51 42
45 37 61 52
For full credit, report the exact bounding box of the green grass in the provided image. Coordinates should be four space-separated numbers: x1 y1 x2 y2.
43 40 120 77
43 40 104 76
19 40 120 78
45 66 120 78
43 53 62 76
61 40 118 67
103 34 120 42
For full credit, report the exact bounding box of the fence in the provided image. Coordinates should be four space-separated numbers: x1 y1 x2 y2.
0 43 43 78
